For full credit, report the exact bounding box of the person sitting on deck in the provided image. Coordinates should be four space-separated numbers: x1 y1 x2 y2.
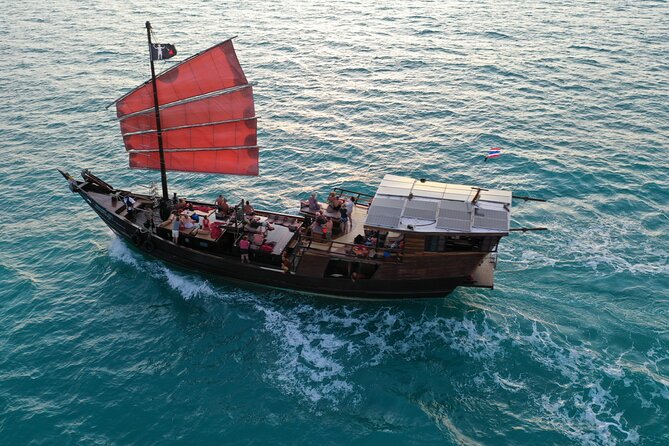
201 215 210 232
180 214 194 230
353 234 365 245
324 217 333 241
190 213 201 228
308 194 320 212
315 211 327 226
262 219 275 231
260 239 275 253
327 192 342 211
216 195 230 214
389 235 404 250
244 200 255 216
176 198 187 212
248 217 263 230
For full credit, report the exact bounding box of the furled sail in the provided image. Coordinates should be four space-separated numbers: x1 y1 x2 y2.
114 39 258 176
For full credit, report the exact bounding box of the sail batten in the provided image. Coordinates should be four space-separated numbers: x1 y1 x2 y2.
123 116 257 137
115 38 258 176
128 145 259 153
118 84 253 121
123 119 256 152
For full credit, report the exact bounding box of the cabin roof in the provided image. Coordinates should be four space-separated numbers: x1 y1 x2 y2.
365 175 512 234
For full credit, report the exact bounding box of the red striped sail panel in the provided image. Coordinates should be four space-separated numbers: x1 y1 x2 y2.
119 87 255 134
116 40 247 118
129 147 259 176
123 119 257 151
114 39 258 176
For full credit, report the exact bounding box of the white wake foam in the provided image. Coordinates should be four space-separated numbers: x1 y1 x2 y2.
107 236 217 301
106 235 661 444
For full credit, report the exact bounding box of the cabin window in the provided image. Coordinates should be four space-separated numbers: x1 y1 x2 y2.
424 236 499 252
325 259 378 279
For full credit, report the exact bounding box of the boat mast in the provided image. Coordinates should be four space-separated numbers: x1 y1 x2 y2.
145 21 169 201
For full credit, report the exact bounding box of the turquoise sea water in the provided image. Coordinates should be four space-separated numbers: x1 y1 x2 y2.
1 0 668 444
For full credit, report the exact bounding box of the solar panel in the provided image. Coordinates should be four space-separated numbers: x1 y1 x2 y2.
436 201 472 231
368 175 512 232
371 197 405 209
366 198 406 228
436 217 471 231
473 208 509 231
404 200 438 220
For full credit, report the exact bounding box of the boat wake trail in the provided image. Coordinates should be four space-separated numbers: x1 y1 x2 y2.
108 236 218 301
107 236 667 444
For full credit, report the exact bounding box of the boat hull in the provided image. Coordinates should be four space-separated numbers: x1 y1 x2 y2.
70 178 472 300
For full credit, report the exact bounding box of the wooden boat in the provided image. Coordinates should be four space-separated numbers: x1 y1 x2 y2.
60 23 543 299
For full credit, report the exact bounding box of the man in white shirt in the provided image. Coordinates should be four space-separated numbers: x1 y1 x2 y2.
344 197 355 230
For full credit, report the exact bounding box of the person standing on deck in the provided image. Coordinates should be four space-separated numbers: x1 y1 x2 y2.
281 251 291 273
345 196 355 230
339 206 348 233
239 235 251 263
123 195 136 219
170 212 180 244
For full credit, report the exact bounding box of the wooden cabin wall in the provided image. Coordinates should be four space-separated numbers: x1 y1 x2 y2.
402 233 426 253
295 253 331 277
373 233 486 280
374 252 485 280
296 233 490 281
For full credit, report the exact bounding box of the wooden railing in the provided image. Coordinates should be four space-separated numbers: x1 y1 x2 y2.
294 234 403 263
332 188 374 207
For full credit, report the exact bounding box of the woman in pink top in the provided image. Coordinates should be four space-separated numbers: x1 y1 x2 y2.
239 235 251 263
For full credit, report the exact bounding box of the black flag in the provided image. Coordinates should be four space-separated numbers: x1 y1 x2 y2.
150 43 177 61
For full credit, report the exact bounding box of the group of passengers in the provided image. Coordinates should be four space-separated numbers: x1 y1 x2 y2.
311 211 334 240
307 193 355 236
238 231 277 264
166 210 211 244
215 195 257 218
350 232 404 259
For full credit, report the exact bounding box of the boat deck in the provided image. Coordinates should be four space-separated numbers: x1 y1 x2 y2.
334 204 368 244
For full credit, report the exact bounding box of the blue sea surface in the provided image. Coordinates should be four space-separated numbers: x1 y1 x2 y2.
1 0 668 444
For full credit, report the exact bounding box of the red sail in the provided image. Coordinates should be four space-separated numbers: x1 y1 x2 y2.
114 39 258 176
123 119 257 151
129 147 259 176
116 40 247 118
119 87 255 135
